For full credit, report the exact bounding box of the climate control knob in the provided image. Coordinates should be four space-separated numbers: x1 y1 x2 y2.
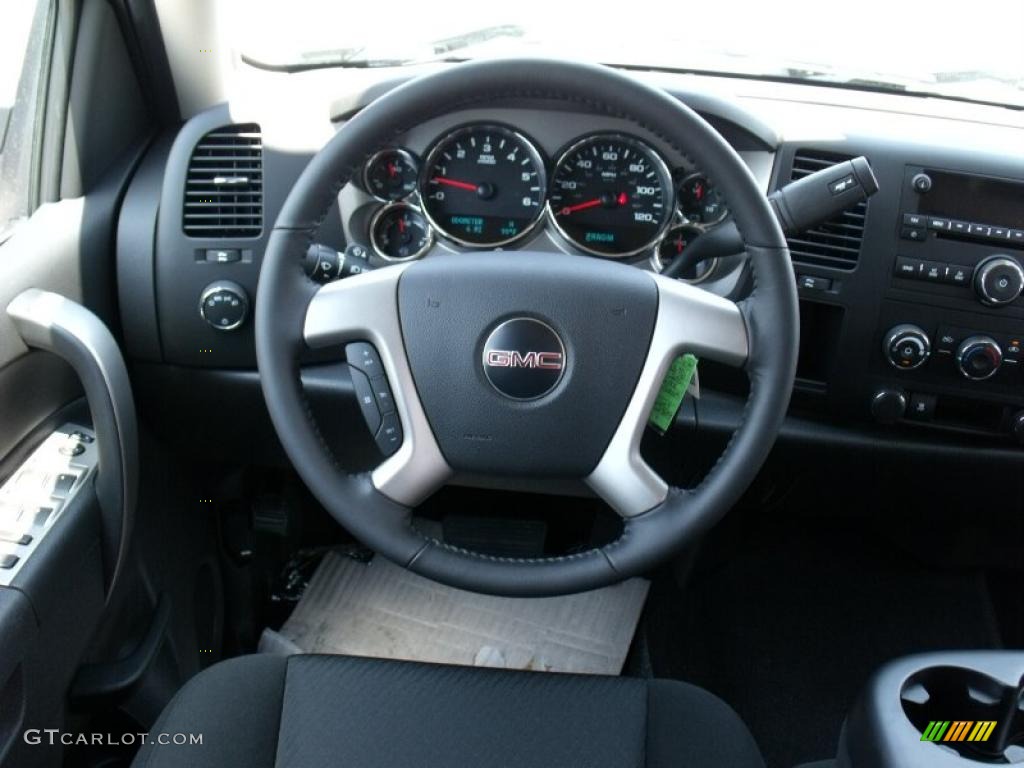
974 255 1024 307
883 324 931 370
956 336 1002 380
199 280 249 331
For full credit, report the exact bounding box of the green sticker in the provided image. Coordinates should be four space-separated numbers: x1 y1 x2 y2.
648 354 698 434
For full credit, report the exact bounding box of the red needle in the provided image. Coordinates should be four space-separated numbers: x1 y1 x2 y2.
432 177 477 191
558 198 603 216
398 217 406 234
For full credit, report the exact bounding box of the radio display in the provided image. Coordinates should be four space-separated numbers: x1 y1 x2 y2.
919 170 1024 229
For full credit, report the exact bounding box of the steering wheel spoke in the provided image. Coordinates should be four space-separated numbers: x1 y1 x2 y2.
586 273 749 518
304 266 451 506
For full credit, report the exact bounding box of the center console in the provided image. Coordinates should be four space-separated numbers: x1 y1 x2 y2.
869 166 1024 443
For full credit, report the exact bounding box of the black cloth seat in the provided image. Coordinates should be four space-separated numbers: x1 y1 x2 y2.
132 654 764 768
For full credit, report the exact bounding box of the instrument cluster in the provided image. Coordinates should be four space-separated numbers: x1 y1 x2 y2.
360 122 730 282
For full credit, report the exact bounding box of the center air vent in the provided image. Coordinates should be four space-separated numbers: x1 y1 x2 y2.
786 149 867 270
183 124 263 238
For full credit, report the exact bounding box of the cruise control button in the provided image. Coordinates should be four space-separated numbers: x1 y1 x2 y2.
349 367 382 435
370 376 396 415
345 342 383 377
375 412 403 457
0 554 19 570
907 393 937 421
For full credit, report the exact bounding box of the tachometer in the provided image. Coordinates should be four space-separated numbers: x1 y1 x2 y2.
548 135 673 257
420 124 546 247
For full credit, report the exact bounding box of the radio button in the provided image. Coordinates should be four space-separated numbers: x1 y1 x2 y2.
969 223 991 237
950 220 969 234
903 213 926 227
942 264 973 286
901 226 926 242
926 217 949 231
1011 230 1024 244
894 257 921 277
990 227 1009 240
922 262 945 282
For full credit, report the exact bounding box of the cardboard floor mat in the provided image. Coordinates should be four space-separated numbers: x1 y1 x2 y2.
261 550 649 675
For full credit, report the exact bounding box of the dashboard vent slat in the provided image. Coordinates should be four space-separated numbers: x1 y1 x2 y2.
785 149 868 270
183 123 263 238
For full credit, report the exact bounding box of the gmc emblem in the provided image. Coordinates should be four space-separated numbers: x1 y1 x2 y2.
484 350 564 370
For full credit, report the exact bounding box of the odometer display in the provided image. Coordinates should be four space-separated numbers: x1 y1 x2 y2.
548 135 673 257
421 124 546 247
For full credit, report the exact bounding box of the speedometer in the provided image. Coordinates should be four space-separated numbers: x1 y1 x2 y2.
548 135 673 257
421 124 546 247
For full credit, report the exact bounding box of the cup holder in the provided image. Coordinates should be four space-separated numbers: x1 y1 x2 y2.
901 666 1024 763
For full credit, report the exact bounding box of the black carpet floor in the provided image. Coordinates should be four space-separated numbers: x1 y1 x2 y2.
642 520 1003 768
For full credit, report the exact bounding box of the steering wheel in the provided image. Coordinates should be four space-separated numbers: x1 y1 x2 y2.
255 58 798 596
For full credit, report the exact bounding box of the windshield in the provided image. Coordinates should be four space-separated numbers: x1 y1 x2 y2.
230 0 1024 108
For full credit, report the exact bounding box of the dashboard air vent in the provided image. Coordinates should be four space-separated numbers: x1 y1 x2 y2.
183 124 263 237
785 149 867 270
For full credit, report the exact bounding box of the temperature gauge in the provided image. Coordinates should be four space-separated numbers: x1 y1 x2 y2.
364 149 419 201
370 203 433 262
653 225 717 283
678 172 728 226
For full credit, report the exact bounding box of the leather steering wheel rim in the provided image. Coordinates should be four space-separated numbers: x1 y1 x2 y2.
255 58 798 596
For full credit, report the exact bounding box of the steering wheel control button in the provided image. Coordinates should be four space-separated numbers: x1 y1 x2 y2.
482 318 566 400
974 255 1024 306
199 280 249 331
375 412 403 457
370 377 395 415
884 324 931 370
345 342 383 376
349 367 382 435
956 336 1002 380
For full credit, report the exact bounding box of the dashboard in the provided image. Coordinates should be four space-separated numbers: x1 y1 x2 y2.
332 107 774 296
353 121 730 282
114 66 1024 468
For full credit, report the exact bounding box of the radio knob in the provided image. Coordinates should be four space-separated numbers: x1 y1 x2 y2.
199 280 249 331
974 255 1024 306
883 324 931 370
956 336 1002 381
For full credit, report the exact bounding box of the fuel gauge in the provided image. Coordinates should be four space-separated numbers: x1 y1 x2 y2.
370 203 433 262
364 148 419 201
